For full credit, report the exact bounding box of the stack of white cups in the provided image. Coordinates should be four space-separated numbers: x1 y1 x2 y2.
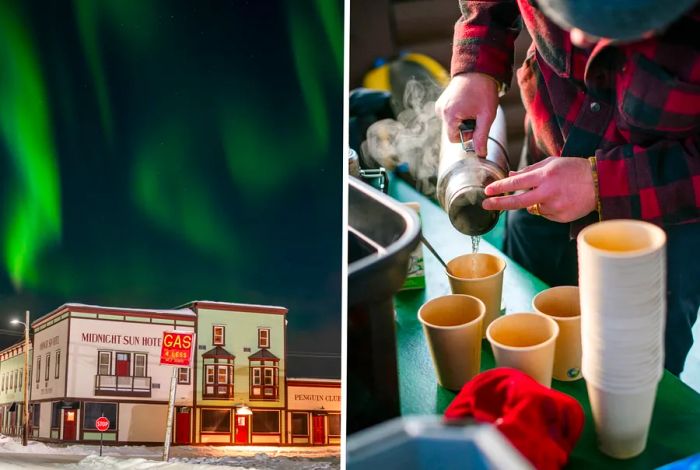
577 220 667 459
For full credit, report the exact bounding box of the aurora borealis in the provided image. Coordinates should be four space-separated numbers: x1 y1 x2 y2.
0 0 342 376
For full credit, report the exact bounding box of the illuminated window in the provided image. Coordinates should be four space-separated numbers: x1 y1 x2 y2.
249 364 278 400
217 366 228 385
178 368 190 384
258 328 270 348
205 365 215 384
213 325 225 346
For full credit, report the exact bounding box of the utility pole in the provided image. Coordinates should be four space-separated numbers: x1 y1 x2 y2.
22 310 29 447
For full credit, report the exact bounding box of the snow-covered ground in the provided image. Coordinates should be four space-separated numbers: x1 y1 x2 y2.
0 435 340 469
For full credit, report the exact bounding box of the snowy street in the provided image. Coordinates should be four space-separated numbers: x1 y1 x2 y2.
0 436 340 469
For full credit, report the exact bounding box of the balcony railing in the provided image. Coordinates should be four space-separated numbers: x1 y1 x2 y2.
202 383 234 399
95 374 152 397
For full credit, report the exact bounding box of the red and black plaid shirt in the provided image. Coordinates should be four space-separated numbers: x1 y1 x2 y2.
451 0 700 232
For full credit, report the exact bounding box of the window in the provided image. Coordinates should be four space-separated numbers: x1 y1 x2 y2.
258 328 270 348
98 351 111 375
18 369 22 391
217 366 228 385
264 368 274 386
36 356 41 383
328 414 341 437
51 402 61 428
251 410 279 433
249 364 278 399
55 350 61 379
13 370 17 391
205 365 215 384
134 353 147 377
31 403 40 428
178 368 190 384
201 409 230 432
212 325 224 346
83 402 117 430
45 354 50 381
291 413 308 436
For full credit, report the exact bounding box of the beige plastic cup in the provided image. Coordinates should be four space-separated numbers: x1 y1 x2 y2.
532 286 582 381
417 294 486 391
587 382 658 459
446 253 506 336
486 312 559 387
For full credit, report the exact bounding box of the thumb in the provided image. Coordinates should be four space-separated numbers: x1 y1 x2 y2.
472 112 494 157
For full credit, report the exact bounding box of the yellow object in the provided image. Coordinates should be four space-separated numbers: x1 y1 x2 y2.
362 53 450 91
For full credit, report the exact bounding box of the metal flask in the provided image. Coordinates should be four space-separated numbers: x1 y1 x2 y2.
436 107 509 236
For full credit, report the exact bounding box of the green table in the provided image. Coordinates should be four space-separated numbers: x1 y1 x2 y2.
389 176 700 469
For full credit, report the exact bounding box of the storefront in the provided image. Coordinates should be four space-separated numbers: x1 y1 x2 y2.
286 378 341 445
28 303 194 444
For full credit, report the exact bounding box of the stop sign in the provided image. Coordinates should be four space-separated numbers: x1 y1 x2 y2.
95 416 110 432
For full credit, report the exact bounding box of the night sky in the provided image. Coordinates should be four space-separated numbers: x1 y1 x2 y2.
0 0 343 377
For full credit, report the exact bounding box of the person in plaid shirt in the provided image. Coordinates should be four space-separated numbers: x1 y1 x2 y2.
436 0 700 375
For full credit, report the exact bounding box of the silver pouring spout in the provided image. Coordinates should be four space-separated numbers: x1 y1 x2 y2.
436 106 509 236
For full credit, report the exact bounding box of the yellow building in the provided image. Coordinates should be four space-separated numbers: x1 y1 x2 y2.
0 342 32 437
188 301 287 445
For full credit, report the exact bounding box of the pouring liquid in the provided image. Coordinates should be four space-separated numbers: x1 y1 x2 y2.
471 236 481 276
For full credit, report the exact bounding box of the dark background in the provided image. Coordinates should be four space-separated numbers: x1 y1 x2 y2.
0 0 342 377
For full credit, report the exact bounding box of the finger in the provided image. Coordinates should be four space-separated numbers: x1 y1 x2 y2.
482 188 544 211
484 168 545 196
472 112 495 157
507 158 552 176
445 116 469 143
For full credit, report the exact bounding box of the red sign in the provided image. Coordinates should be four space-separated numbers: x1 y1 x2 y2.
160 331 195 366
95 416 110 432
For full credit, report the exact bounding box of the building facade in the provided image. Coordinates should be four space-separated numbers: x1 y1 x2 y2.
0 342 32 437
29 303 195 444
0 300 340 446
287 378 341 445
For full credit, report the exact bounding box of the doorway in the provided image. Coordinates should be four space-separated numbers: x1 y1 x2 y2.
234 415 249 444
63 409 77 441
115 353 130 376
312 415 325 445
175 408 191 444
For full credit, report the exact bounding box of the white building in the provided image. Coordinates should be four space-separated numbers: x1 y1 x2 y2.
29 303 194 444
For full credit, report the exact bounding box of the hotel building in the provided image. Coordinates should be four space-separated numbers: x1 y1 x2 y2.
0 300 339 446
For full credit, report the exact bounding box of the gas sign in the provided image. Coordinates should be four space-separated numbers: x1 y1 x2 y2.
160 331 195 366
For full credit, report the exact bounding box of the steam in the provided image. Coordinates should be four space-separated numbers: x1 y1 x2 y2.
361 78 443 196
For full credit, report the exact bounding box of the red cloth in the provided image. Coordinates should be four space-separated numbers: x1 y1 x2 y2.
444 368 584 470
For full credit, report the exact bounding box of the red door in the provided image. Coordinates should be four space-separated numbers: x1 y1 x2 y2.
312 415 325 445
234 415 249 444
63 409 77 440
115 353 130 376
175 409 191 444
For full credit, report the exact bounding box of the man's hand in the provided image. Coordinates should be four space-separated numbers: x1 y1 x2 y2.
435 73 499 156
482 157 597 223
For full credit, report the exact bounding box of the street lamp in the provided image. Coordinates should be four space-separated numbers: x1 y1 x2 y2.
10 310 30 447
